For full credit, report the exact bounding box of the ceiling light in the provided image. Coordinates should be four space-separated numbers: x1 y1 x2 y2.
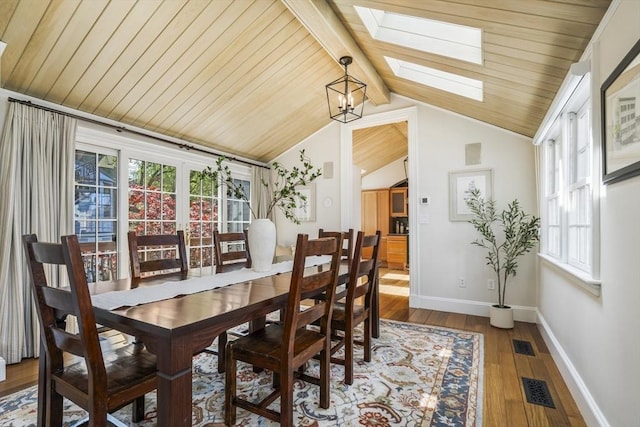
325 56 367 123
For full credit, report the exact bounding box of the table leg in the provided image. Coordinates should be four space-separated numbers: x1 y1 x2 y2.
155 340 194 427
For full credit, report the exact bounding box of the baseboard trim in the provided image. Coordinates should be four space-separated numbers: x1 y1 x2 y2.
409 295 537 323
536 312 609 427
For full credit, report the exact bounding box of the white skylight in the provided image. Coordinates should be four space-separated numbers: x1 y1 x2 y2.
354 6 482 65
385 57 483 101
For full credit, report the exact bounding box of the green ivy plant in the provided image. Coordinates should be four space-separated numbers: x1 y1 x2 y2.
465 187 540 308
202 149 322 225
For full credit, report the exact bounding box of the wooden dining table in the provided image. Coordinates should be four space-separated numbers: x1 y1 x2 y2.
37 258 380 427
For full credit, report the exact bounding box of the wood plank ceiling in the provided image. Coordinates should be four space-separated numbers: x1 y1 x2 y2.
0 0 610 171
353 121 407 176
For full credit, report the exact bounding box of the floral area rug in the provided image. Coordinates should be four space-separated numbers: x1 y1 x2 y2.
0 320 483 426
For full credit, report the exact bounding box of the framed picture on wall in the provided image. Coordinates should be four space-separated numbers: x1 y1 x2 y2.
294 184 316 222
449 169 493 221
602 37 640 184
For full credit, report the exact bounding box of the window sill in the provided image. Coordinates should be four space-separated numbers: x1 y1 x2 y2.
538 253 601 297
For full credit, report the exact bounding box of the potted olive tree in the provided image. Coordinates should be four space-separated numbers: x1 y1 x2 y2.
465 187 540 328
203 149 321 271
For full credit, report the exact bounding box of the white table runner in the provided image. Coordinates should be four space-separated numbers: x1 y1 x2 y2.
91 255 332 310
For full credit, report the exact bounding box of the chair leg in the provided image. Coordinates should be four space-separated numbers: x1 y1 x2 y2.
48 387 64 427
218 332 227 373
224 349 237 426
90 399 108 427
319 347 330 409
38 343 48 427
280 370 294 427
364 316 372 362
344 324 354 385
132 395 145 422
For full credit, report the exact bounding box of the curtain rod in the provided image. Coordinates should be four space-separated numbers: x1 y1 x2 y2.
7 97 269 169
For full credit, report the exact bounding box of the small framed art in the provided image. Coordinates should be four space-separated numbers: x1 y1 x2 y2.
449 169 493 221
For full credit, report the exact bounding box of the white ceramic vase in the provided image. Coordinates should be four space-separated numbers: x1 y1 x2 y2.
489 305 514 329
248 218 276 272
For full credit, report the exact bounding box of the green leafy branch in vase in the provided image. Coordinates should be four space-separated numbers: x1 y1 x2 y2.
202 149 322 225
465 187 540 308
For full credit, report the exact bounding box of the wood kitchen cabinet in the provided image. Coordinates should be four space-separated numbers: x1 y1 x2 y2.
390 188 408 217
361 189 389 260
387 235 407 270
379 237 387 263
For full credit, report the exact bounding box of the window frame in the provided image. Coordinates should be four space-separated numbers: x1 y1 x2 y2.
74 142 120 281
76 124 255 279
538 74 601 286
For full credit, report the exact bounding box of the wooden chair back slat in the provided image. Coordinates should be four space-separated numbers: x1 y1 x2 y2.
138 258 184 273
296 304 325 328
214 230 251 272
220 251 248 262
51 328 84 357
128 231 188 280
300 270 335 296
30 241 66 264
41 286 75 313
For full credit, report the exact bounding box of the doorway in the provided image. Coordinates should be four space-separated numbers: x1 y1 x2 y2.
339 106 418 307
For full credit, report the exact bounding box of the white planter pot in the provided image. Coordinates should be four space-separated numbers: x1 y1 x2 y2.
248 219 276 272
489 305 514 329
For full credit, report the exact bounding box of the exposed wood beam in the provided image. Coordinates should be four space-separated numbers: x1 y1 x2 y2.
281 0 390 106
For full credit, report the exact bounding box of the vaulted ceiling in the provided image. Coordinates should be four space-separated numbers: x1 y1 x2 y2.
0 0 610 171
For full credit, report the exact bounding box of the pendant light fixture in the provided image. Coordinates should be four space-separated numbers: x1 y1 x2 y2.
325 56 367 123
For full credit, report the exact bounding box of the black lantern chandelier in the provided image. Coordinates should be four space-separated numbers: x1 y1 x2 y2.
325 56 367 123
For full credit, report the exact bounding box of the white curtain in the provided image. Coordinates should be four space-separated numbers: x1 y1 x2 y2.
251 166 273 221
0 102 76 364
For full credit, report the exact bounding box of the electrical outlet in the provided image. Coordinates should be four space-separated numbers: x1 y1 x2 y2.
487 279 496 290
459 278 465 288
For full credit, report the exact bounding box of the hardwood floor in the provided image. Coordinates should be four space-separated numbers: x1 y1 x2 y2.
1 269 585 427
0 357 38 398
377 268 585 427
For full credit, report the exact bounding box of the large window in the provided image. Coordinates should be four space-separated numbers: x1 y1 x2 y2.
75 127 257 279
74 149 118 282
188 169 218 271
226 177 251 233
540 76 596 276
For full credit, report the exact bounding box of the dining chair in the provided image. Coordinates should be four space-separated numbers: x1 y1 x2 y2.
224 233 343 427
23 234 157 426
215 230 280 336
319 228 354 266
127 230 188 280
213 230 251 273
215 226 282 336
328 230 381 385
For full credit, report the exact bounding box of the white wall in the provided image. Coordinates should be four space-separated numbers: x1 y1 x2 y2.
361 156 407 190
275 93 537 321
409 102 536 317
537 2 640 426
273 123 342 248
